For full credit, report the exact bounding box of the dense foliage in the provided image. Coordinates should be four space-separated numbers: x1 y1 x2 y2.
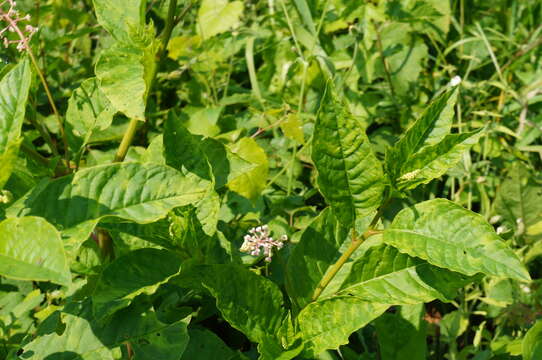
1 0 542 359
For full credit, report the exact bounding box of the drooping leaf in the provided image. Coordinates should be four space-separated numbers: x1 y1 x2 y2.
386 88 458 185
396 129 482 190
298 297 388 357
312 87 385 227
226 137 269 200
338 244 474 304
92 248 183 318
10 162 211 257
285 208 350 309
95 42 157 121
523 320 542 360
197 0 244 40
375 304 427 360
383 198 530 281
92 0 145 43
0 59 31 189
0 217 70 286
176 265 286 345
65 77 116 157
16 300 190 360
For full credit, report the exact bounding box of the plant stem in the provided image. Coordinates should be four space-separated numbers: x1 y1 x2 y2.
114 118 139 162
311 228 382 301
372 20 399 109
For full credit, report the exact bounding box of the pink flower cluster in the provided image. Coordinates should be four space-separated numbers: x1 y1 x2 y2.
240 225 287 262
0 0 38 51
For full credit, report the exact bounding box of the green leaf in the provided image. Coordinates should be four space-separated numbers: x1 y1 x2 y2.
92 248 183 318
197 0 244 40
494 163 542 240
0 59 31 153
338 244 474 304
182 329 247 360
11 162 211 257
396 129 483 190
298 297 388 357
383 198 530 281
523 320 542 360
285 208 350 309
0 59 31 188
16 300 190 360
92 0 145 43
95 41 157 121
66 78 116 157
312 87 385 227
375 304 427 360
280 113 305 144
226 138 269 200
177 265 286 345
386 88 458 185
0 217 70 286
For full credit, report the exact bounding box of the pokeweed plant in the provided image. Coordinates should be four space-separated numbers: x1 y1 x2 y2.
0 0 540 359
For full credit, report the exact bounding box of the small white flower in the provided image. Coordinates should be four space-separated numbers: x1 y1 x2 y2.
496 225 508 235
450 76 462 87
240 225 288 262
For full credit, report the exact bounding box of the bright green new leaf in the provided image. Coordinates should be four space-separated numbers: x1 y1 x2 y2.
12 162 211 257
312 87 385 227
66 77 116 157
96 41 157 121
92 248 183 318
396 129 483 190
0 217 70 286
384 198 531 281
280 113 305 144
338 244 474 304
197 0 244 39
386 88 458 185
523 320 542 360
286 208 351 309
227 137 269 200
93 0 145 43
375 304 427 360
298 297 388 357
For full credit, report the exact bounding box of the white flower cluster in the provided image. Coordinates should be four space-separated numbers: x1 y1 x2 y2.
0 0 38 52
240 225 287 262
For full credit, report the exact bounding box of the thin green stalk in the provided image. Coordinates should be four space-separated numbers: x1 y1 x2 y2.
245 36 263 105
372 20 399 110
311 227 382 301
113 118 139 162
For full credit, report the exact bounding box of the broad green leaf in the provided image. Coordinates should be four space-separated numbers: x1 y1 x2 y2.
177 265 286 345
0 58 31 153
227 138 269 200
523 320 542 360
375 304 427 360
16 300 190 360
312 87 385 227
92 248 183 318
0 59 31 188
285 208 350 309
95 41 158 121
338 244 473 304
0 217 70 286
197 0 244 40
66 78 116 157
182 329 247 360
494 163 542 240
386 88 458 185
11 162 211 256
383 198 530 281
396 129 483 190
298 297 388 357
92 0 145 43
